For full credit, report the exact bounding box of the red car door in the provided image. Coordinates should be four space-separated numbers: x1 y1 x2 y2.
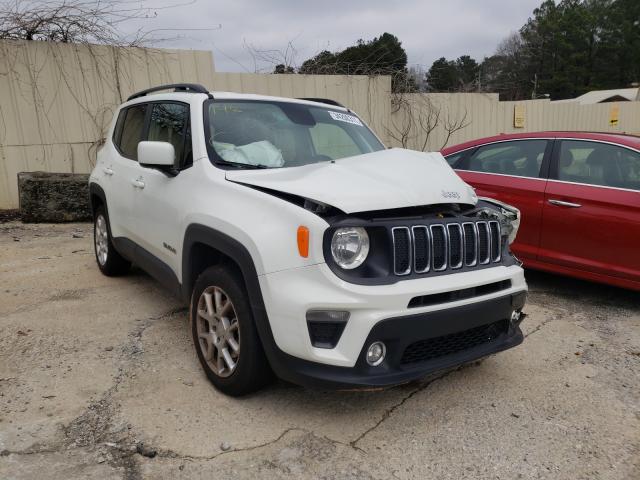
452 139 552 262
539 139 640 287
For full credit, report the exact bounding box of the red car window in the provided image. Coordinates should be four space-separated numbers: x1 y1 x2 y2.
461 140 547 179
557 140 640 191
445 151 465 167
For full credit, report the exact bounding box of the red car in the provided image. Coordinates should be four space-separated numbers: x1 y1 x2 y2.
442 132 640 291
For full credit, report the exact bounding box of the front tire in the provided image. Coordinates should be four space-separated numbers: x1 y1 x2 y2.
93 206 130 276
190 265 272 396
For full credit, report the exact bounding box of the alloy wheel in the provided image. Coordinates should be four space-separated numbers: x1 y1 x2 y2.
95 214 109 266
196 286 241 378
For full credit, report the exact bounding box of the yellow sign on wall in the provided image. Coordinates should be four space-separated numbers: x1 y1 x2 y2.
514 105 526 128
609 105 619 126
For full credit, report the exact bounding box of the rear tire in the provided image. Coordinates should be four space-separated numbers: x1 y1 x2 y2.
190 265 272 396
93 206 130 276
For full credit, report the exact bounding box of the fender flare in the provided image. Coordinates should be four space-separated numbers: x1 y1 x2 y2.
181 224 266 305
88 183 107 218
181 224 288 372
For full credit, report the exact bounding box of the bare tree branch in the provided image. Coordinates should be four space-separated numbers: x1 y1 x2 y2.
386 91 471 151
440 108 470 150
243 37 300 73
0 0 218 47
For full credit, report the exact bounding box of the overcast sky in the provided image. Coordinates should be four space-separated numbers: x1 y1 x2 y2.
137 0 543 72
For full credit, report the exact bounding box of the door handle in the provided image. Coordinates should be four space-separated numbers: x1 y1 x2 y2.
548 199 581 208
103 167 114 176
131 179 145 189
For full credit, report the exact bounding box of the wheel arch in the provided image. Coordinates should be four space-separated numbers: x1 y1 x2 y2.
89 183 107 218
182 224 285 368
182 224 264 311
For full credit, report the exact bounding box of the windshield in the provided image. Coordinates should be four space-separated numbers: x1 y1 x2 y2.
204 100 384 169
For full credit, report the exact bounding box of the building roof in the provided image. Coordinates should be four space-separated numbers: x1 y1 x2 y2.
553 88 640 104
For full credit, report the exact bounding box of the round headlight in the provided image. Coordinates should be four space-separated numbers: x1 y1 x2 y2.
331 227 370 269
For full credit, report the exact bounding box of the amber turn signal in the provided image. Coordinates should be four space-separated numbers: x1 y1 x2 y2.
297 226 310 258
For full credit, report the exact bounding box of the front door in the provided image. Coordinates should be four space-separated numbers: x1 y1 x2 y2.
132 101 192 275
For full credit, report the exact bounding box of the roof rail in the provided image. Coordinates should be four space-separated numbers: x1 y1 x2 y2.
297 97 346 108
127 83 213 101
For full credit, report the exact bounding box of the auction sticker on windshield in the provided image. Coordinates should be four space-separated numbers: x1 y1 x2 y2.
329 111 363 126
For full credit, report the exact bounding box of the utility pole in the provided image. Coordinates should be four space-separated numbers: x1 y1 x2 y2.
531 73 538 100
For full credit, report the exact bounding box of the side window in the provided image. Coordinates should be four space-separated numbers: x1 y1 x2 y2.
112 109 126 146
557 140 640 191
117 104 147 160
444 151 465 167
309 123 361 160
147 103 190 168
464 140 548 178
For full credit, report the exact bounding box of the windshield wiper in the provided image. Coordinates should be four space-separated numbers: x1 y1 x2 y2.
213 159 270 169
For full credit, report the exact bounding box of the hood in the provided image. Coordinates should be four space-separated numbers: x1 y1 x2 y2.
225 148 477 214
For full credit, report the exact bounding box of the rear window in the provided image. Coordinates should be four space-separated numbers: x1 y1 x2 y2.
557 140 640 191
115 104 147 160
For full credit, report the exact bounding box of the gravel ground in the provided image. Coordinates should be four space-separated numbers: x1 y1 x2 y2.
0 222 638 480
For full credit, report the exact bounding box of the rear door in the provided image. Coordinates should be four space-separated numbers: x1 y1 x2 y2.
108 103 148 241
452 139 552 262
539 139 640 282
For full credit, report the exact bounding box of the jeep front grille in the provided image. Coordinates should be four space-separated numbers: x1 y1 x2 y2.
393 220 501 276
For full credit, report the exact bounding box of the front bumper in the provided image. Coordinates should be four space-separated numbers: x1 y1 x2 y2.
255 262 527 389
259 263 527 366
263 291 525 389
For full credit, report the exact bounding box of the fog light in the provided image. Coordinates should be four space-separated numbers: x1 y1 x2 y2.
511 310 522 323
366 341 386 366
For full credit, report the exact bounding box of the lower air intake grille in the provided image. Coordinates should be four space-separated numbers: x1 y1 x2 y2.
400 319 510 365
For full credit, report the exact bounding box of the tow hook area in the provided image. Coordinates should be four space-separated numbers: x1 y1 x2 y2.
511 310 526 327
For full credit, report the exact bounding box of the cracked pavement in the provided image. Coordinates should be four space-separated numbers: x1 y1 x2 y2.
1 222 639 479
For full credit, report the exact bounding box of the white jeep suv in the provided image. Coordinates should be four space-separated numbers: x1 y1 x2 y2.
89 83 527 396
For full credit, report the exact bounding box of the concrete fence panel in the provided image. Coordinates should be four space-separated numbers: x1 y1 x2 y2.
386 93 640 152
0 40 216 208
